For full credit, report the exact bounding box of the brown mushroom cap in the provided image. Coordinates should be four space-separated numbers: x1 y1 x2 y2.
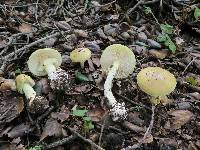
100 44 136 78
137 67 177 97
27 48 62 76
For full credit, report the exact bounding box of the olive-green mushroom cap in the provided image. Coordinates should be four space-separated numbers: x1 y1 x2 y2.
27 48 62 76
100 44 136 78
137 67 176 97
70 48 91 64
16 74 35 94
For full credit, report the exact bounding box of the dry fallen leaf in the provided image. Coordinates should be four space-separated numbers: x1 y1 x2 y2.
40 118 63 141
7 123 30 138
0 77 16 91
149 50 169 59
87 108 106 122
18 23 32 33
166 110 194 130
74 84 92 93
0 137 25 150
0 93 22 123
74 29 88 38
140 134 153 144
51 105 70 122
16 97 24 114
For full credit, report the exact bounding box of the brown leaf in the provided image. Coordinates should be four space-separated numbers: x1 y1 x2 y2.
18 23 32 33
189 92 200 100
40 118 63 141
35 78 51 94
88 59 95 71
51 105 70 122
0 36 8 49
141 134 153 144
7 123 30 138
16 97 24 114
10 137 25 150
74 84 92 93
149 50 169 59
0 137 25 150
0 77 16 91
0 93 21 123
87 108 106 122
74 29 88 38
166 110 194 130
43 37 57 47
97 28 107 39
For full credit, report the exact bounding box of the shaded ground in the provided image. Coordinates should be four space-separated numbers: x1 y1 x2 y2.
0 0 200 150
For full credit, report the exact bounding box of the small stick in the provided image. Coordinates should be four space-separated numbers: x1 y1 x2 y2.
140 105 155 143
0 104 15 120
37 106 54 122
67 127 105 150
180 57 196 76
98 117 106 146
43 135 77 150
121 105 155 150
0 32 61 73
120 0 145 22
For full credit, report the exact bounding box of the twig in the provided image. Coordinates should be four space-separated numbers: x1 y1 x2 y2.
43 135 77 150
127 0 145 16
37 106 54 122
0 104 15 120
0 32 61 73
98 117 106 146
180 57 196 76
120 0 145 22
122 105 155 150
140 105 155 143
67 127 105 150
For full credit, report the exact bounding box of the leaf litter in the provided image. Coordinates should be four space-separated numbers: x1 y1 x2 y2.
0 0 200 150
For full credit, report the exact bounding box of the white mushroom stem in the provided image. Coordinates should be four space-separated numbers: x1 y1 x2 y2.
104 61 119 107
104 61 128 121
43 58 57 79
80 61 85 69
22 83 36 105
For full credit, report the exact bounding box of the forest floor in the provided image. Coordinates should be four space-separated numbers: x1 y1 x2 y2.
0 0 200 150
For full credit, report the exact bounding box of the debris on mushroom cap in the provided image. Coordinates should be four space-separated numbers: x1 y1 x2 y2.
0 77 16 91
110 102 128 121
27 48 62 76
28 96 49 114
137 67 177 97
70 48 91 65
16 74 35 94
48 68 71 90
100 44 136 78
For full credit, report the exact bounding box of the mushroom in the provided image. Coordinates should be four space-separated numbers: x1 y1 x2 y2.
0 77 16 91
137 67 177 104
27 48 71 90
16 74 49 113
70 48 91 68
100 44 136 121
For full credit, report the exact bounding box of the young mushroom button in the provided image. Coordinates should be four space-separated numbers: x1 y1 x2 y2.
70 48 91 68
100 44 136 121
16 74 49 114
137 67 177 104
27 48 71 90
